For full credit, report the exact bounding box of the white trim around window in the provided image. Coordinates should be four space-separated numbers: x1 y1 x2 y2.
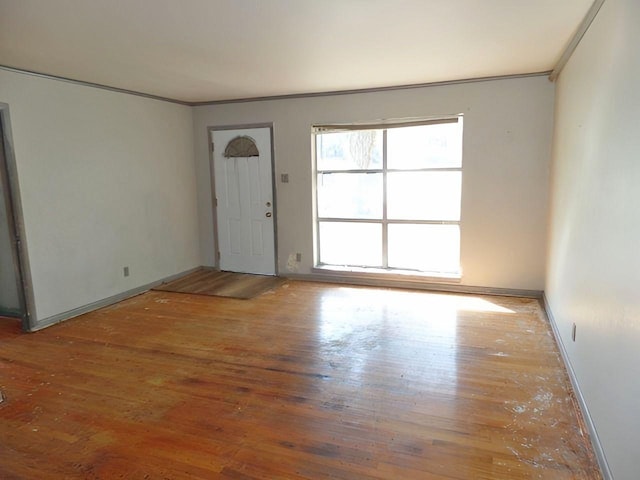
313 115 464 278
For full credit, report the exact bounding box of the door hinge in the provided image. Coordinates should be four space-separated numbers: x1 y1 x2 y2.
217 251 221 260
211 142 214 151
214 198 218 207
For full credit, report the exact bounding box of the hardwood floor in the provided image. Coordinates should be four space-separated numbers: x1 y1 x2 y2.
0 281 600 479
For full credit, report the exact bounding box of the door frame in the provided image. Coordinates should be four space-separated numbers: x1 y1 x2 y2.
207 123 278 275
0 103 36 331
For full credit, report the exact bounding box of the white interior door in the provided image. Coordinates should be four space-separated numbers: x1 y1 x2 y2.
212 127 276 275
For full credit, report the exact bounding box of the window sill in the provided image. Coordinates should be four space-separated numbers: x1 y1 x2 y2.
311 265 462 284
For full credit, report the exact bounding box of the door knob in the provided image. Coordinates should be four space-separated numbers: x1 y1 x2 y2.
265 212 272 218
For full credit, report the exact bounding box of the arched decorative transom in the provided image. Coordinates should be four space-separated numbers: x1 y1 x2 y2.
224 136 259 158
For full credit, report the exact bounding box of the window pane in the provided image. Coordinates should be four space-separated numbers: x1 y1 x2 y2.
316 130 383 170
319 222 382 267
387 122 462 169
387 171 461 221
388 224 460 273
317 172 382 219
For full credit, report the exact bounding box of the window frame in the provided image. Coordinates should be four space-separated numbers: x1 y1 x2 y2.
313 116 463 276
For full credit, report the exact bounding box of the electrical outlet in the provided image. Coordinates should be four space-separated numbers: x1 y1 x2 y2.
296 253 302 262
124 266 130 277
281 173 289 183
571 323 576 342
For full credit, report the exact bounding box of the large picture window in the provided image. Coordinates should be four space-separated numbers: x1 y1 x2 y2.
314 117 463 276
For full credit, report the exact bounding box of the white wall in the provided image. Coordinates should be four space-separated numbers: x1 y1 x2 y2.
194 76 554 290
546 0 640 478
0 69 201 327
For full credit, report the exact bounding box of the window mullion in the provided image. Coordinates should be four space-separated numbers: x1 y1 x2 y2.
382 130 388 269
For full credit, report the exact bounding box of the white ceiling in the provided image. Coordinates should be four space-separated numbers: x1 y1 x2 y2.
0 0 593 103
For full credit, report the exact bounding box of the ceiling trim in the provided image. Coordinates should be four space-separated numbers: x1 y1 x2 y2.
549 0 606 82
0 64 190 106
1 63 553 107
191 72 553 106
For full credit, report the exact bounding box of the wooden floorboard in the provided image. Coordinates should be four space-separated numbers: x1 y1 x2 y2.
0 281 600 479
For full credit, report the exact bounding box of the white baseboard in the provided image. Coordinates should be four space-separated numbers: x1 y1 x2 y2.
28 266 201 332
285 272 543 298
541 293 612 480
